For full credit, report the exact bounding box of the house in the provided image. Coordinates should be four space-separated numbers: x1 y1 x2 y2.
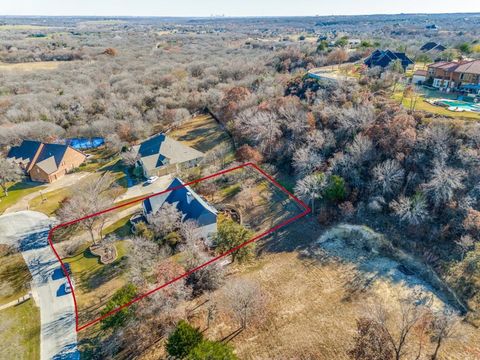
426 24 439 31
412 69 427 84
419 42 446 53
364 49 414 71
7 140 86 183
427 60 480 94
133 134 204 178
142 177 217 242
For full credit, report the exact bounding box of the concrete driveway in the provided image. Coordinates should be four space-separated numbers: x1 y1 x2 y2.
115 174 172 202
0 211 78 360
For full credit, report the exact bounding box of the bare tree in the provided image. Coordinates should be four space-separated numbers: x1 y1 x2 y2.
222 279 265 329
149 202 182 238
57 172 116 244
292 146 323 177
366 290 432 360
372 159 405 197
121 148 139 167
428 310 460 360
424 164 466 208
455 235 475 260
294 173 327 215
0 157 22 197
390 193 429 226
349 317 394 360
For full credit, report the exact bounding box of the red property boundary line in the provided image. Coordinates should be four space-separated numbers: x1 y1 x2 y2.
47 162 311 332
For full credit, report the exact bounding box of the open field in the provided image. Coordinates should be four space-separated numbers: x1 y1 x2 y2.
0 61 61 72
169 114 234 154
0 299 40 359
140 228 480 360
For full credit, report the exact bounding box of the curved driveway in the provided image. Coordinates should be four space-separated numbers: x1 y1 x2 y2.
0 211 78 360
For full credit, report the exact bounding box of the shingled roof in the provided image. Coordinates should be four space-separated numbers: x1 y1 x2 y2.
420 42 446 52
7 140 84 175
143 177 217 234
133 134 204 172
364 49 414 70
7 140 42 166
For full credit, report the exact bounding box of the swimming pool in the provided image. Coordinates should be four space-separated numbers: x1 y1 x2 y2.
436 99 480 113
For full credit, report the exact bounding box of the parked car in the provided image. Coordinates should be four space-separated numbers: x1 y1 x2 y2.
65 280 75 294
146 176 159 184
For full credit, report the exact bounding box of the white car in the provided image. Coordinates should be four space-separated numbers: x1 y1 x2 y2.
146 176 159 184
65 280 75 294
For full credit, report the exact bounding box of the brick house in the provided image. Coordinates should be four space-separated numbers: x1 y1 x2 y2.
427 60 480 94
8 140 86 183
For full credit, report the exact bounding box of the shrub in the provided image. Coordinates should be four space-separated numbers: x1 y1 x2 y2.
101 284 137 329
325 175 347 202
166 320 203 358
188 340 237 360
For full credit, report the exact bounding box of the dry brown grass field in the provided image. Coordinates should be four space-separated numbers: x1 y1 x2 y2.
140 225 480 360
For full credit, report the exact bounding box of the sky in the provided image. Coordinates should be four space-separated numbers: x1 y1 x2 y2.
1 0 480 17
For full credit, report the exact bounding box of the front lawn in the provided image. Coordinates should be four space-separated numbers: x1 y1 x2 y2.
63 240 129 323
0 252 32 305
102 215 133 238
0 182 45 214
0 299 40 359
29 187 71 216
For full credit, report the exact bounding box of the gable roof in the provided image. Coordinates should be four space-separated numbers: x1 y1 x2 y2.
364 49 413 69
133 133 204 171
420 42 446 52
428 60 480 75
7 140 42 165
143 177 217 227
454 60 480 76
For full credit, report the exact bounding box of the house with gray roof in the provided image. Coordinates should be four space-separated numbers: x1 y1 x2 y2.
7 140 86 183
364 49 414 71
142 177 217 242
133 134 204 178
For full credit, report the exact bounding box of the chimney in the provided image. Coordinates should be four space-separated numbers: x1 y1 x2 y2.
186 191 193 204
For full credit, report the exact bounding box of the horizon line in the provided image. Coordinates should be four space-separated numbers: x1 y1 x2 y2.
1 11 480 18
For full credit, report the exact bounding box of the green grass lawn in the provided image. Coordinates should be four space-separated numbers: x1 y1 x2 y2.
64 240 128 287
0 299 40 359
63 240 129 321
29 187 71 216
0 182 45 214
102 215 133 238
0 253 32 305
392 91 480 121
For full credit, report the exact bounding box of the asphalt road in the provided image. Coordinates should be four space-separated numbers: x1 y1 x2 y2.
0 211 78 360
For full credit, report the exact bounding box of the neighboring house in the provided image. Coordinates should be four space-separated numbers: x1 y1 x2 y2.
364 49 414 71
133 133 204 178
348 39 361 47
7 140 86 183
142 177 218 243
419 42 446 53
426 24 439 31
412 69 427 84
427 60 480 94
